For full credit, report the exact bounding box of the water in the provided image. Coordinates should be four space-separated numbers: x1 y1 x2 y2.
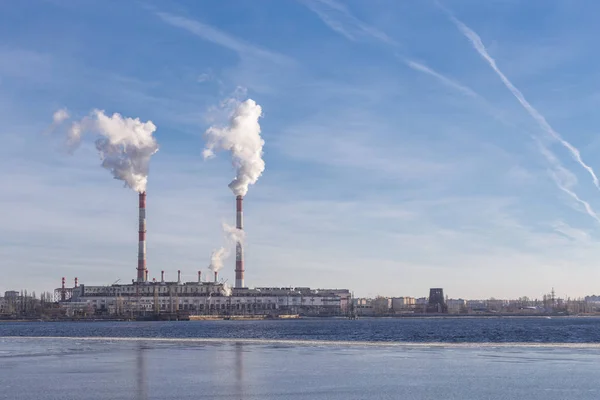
3 317 600 342
1 318 599 399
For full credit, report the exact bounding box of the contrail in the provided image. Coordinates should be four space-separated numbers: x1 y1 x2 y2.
451 16 600 191
555 178 600 224
536 140 600 224
404 59 478 98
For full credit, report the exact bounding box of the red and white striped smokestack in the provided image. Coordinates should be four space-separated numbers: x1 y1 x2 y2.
177 270 181 284
235 195 244 288
161 270 165 283
214 271 218 283
74 277 78 288
198 271 202 283
137 192 147 283
61 277 66 301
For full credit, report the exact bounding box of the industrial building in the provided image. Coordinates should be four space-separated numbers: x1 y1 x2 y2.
54 193 351 318
56 273 350 318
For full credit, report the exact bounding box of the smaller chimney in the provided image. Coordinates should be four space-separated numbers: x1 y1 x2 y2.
145 270 149 282
177 270 181 284
61 277 66 301
214 271 218 283
198 271 202 283
152 278 156 283
161 270 165 283
74 277 78 288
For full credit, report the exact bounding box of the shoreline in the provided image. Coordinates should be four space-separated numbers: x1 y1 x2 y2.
2 313 600 323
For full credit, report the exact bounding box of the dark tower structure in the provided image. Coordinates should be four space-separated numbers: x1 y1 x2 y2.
427 288 448 313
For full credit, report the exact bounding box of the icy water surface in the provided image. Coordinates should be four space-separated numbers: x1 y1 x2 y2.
1 337 599 400
1 319 600 399
2 317 600 342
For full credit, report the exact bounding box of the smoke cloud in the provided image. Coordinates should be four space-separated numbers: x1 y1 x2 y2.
55 108 159 193
207 223 245 275
221 283 232 297
203 98 265 197
53 108 70 124
208 247 228 274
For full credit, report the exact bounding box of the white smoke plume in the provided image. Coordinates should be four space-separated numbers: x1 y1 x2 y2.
203 98 265 197
208 247 228 274
221 283 232 297
44 108 71 135
222 222 246 244
53 108 70 124
55 108 159 193
207 223 245 275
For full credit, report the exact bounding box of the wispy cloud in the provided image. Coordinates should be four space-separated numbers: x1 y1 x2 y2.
404 59 478 98
552 221 591 243
155 11 293 65
301 0 398 46
450 15 600 192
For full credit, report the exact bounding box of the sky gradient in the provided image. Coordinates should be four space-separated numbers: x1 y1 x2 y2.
2 0 600 299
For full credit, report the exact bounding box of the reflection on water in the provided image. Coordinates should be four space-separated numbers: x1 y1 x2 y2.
235 342 245 399
136 342 147 400
2 338 599 400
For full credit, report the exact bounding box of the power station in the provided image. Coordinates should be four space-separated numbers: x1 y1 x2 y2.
55 193 351 319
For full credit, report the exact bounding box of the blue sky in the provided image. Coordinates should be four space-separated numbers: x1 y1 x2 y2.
2 0 600 299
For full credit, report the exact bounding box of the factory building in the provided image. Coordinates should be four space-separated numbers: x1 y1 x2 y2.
53 191 351 318
56 269 351 318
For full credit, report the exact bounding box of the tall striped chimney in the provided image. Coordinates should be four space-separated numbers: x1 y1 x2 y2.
137 192 147 283
235 195 244 288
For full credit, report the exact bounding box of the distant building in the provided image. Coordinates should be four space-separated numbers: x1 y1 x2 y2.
466 300 487 312
446 299 466 314
60 281 350 317
427 288 447 313
372 297 391 314
391 297 416 312
353 298 375 316
4 291 19 299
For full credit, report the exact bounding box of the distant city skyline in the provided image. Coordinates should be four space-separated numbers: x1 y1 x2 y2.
3 1 600 298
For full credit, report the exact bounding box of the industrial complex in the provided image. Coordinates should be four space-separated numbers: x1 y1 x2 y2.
52 192 351 319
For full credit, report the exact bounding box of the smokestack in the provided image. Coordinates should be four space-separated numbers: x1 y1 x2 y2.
74 277 78 288
137 192 147 283
61 277 66 301
235 195 244 288
177 270 181 284
198 271 202 283
214 271 218 283
161 270 165 283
